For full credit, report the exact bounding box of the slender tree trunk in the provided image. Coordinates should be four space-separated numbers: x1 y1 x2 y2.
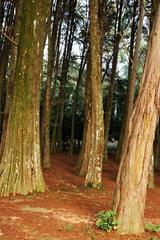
69 42 87 157
104 0 123 161
113 6 160 234
116 0 144 162
79 65 92 176
0 0 49 196
41 0 62 168
51 0 77 153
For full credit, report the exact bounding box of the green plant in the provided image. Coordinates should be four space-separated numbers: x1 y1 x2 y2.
150 237 159 240
145 223 160 233
66 223 73 231
96 210 118 232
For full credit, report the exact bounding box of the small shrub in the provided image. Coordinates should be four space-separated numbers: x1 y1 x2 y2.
66 223 73 231
145 223 160 233
96 210 118 232
150 237 159 240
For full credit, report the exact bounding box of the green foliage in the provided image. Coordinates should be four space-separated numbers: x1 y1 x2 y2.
65 223 73 231
150 237 159 240
96 210 118 232
145 223 160 233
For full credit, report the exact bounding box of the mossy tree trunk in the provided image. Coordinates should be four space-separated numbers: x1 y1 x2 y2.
0 0 49 196
80 0 104 188
113 5 160 234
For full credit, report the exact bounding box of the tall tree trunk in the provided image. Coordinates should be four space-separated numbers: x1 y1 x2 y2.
0 1 15 139
41 0 62 168
0 0 49 196
69 32 88 157
113 5 160 234
79 65 92 176
80 0 104 188
51 0 77 153
103 0 123 161
116 0 144 162
0 0 23 161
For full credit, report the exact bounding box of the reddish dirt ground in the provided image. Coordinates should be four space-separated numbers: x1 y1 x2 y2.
0 153 160 240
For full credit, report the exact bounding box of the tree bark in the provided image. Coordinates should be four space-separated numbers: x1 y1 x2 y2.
113 5 160 234
104 0 123 162
51 0 77 153
80 0 104 188
41 0 62 168
0 0 49 196
116 0 144 162
69 27 88 157
0 0 23 161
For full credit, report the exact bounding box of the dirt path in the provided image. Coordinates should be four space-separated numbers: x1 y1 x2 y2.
0 153 160 240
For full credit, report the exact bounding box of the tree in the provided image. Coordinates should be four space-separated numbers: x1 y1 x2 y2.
0 0 49 196
103 0 123 161
51 0 77 153
113 4 160 234
116 0 145 162
80 0 104 188
41 0 63 168
0 0 23 161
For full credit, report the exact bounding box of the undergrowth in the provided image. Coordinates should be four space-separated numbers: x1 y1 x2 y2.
96 210 117 232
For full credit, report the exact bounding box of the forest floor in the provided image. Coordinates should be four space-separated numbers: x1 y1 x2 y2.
0 153 160 240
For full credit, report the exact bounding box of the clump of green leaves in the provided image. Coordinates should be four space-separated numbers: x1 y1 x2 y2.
150 237 159 240
65 223 73 231
96 210 118 232
145 223 160 233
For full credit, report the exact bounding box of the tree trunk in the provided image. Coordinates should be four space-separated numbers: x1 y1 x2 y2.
79 65 92 176
0 0 49 196
0 1 15 139
41 0 62 168
0 0 23 161
113 5 160 234
80 0 104 188
104 0 123 162
51 0 77 153
116 0 144 162
70 35 88 157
